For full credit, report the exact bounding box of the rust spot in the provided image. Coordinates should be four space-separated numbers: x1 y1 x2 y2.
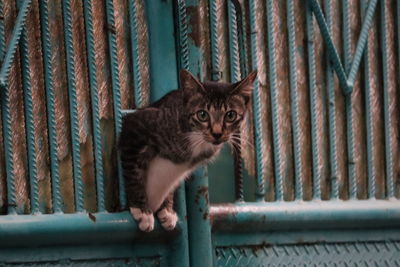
105 24 116 34
186 6 201 47
88 212 96 222
196 186 209 204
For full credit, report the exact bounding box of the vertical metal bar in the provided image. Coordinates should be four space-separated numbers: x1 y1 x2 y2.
325 0 338 199
306 2 321 200
105 0 126 208
181 0 212 265
39 0 62 213
228 0 241 82
346 0 378 88
0 1 5 61
308 0 349 95
177 0 189 72
227 0 244 202
16 0 39 213
361 0 375 199
0 2 16 215
286 0 303 201
83 0 105 212
62 0 84 212
380 0 395 199
0 0 32 87
128 0 144 108
156 1 190 265
398 0 400 85
342 0 356 199
266 0 284 201
209 0 220 81
249 0 265 201
186 168 213 267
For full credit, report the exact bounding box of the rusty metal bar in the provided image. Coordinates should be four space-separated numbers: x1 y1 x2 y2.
211 200 400 232
248 0 265 201
0 0 32 88
62 0 84 212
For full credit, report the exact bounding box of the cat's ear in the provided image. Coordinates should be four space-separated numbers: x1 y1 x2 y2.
231 70 257 101
180 69 206 95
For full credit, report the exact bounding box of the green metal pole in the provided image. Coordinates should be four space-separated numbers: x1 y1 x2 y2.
181 0 214 265
144 1 189 266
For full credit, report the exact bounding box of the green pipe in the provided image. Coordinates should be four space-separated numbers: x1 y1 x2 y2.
211 200 400 232
0 212 176 247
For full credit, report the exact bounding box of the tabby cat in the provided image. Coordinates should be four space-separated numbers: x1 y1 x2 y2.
119 69 257 232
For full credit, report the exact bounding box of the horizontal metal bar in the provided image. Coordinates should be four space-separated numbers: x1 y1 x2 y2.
211 200 400 232
0 212 180 247
0 0 32 88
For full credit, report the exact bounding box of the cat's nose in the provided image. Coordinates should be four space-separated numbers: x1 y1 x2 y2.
211 133 222 140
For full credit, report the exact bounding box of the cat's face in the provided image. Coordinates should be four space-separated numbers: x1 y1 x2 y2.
180 70 257 146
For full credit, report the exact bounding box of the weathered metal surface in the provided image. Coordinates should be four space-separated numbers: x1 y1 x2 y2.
3 0 29 214
215 241 400 266
19 0 51 214
211 200 400 232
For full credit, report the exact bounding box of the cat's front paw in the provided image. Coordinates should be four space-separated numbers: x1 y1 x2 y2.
157 208 178 231
130 207 154 232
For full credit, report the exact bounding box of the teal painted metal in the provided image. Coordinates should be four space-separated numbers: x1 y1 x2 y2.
128 0 144 108
0 0 32 88
176 0 189 71
248 0 265 201
343 0 357 199
228 1 241 83
380 0 395 199
208 0 220 81
16 0 39 214
361 0 376 200
215 241 400 266
306 2 321 200
62 0 84 212
308 0 348 95
346 0 378 88
186 169 213 267
145 1 178 102
39 0 62 213
266 0 283 201
325 0 339 199
0 212 174 247
211 200 400 232
286 0 303 201
308 0 378 96
105 0 126 209
145 1 189 266
83 0 105 212
0 1 5 61
178 1 212 265
227 1 244 202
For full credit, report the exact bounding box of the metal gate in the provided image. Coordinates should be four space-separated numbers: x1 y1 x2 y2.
0 0 399 266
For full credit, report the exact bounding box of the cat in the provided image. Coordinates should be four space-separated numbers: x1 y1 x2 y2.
119 69 257 232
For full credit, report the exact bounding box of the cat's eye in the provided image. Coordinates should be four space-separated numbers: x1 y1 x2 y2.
225 110 237 122
196 110 209 122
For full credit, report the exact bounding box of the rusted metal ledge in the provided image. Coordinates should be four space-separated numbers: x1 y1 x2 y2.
211 200 400 232
0 212 180 247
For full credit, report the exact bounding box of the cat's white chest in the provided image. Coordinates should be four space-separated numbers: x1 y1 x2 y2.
146 157 191 212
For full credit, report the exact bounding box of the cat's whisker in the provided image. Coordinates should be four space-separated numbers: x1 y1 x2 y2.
229 135 255 150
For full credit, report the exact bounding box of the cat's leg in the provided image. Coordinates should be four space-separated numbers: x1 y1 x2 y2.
122 149 155 232
157 192 178 231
